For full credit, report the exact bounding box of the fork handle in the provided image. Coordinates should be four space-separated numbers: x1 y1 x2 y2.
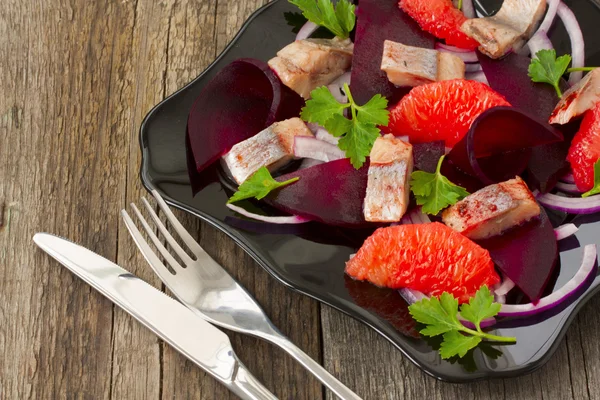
226 358 278 400
270 335 362 400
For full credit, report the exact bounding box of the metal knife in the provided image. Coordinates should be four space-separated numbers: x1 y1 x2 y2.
33 233 278 400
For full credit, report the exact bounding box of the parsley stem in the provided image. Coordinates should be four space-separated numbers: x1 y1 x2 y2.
457 0 463 10
436 155 445 174
343 83 358 120
279 177 300 186
567 67 597 72
459 326 516 343
553 83 563 98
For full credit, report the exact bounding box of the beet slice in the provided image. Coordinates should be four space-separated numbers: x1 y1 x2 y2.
413 141 445 173
448 107 564 184
265 159 369 227
478 53 565 122
350 0 435 105
476 208 558 302
526 142 570 193
187 58 304 174
441 158 485 194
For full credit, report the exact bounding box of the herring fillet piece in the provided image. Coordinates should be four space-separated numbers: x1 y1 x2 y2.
222 118 313 184
381 40 465 87
550 68 600 124
442 176 541 239
461 0 546 58
363 135 413 222
268 38 353 99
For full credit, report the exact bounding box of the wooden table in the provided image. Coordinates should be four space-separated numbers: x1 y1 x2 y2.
2 1 600 398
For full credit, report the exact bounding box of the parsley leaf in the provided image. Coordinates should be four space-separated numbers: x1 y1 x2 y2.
408 287 516 359
289 0 355 39
323 113 352 137
354 94 389 126
440 331 482 359
409 292 460 337
410 155 470 215
459 286 501 331
228 167 299 203
528 49 571 98
300 86 347 123
338 120 380 169
300 84 389 169
583 160 600 198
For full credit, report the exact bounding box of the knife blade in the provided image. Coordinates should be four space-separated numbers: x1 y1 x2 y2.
33 233 277 400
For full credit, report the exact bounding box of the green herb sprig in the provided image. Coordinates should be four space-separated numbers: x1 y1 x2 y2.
410 155 469 215
409 286 516 359
228 167 298 203
300 84 389 169
528 49 571 98
289 0 356 39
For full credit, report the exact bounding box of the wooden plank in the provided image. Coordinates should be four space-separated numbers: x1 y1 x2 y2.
155 0 324 398
109 0 170 398
0 0 140 397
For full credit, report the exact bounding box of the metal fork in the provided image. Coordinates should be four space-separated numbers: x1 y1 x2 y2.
121 190 362 400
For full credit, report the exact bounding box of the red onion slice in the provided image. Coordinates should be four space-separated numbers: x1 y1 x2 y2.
462 0 475 19
399 288 428 304
299 158 325 169
537 192 600 214
494 277 516 296
555 181 582 194
560 172 576 184
226 203 311 224
327 72 352 103
307 123 340 145
435 43 479 63
557 2 585 85
315 127 340 145
404 207 431 224
527 29 554 56
296 21 318 41
465 70 489 85
495 294 506 304
400 213 414 225
294 136 346 162
498 244 598 317
555 223 579 240
539 0 561 33
465 63 483 72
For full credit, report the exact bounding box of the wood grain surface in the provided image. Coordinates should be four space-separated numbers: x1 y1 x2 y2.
1 0 599 399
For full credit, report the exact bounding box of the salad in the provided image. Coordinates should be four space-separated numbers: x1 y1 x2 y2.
186 0 600 359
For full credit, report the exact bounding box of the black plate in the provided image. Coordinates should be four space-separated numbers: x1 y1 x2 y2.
140 0 600 382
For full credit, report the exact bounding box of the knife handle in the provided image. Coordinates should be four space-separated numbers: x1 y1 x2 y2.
226 358 278 400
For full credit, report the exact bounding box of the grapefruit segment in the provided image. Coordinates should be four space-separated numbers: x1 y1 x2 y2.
567 102 600 192
399 0 479 50
387 80 511 147
345 223 499 303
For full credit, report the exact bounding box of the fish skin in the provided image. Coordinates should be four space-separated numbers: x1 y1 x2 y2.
380 40 465 87
550 68 600 125
222 118 313 184
268 38 353 99
442 176 541 240
363 135 414 222
461 0 546 59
